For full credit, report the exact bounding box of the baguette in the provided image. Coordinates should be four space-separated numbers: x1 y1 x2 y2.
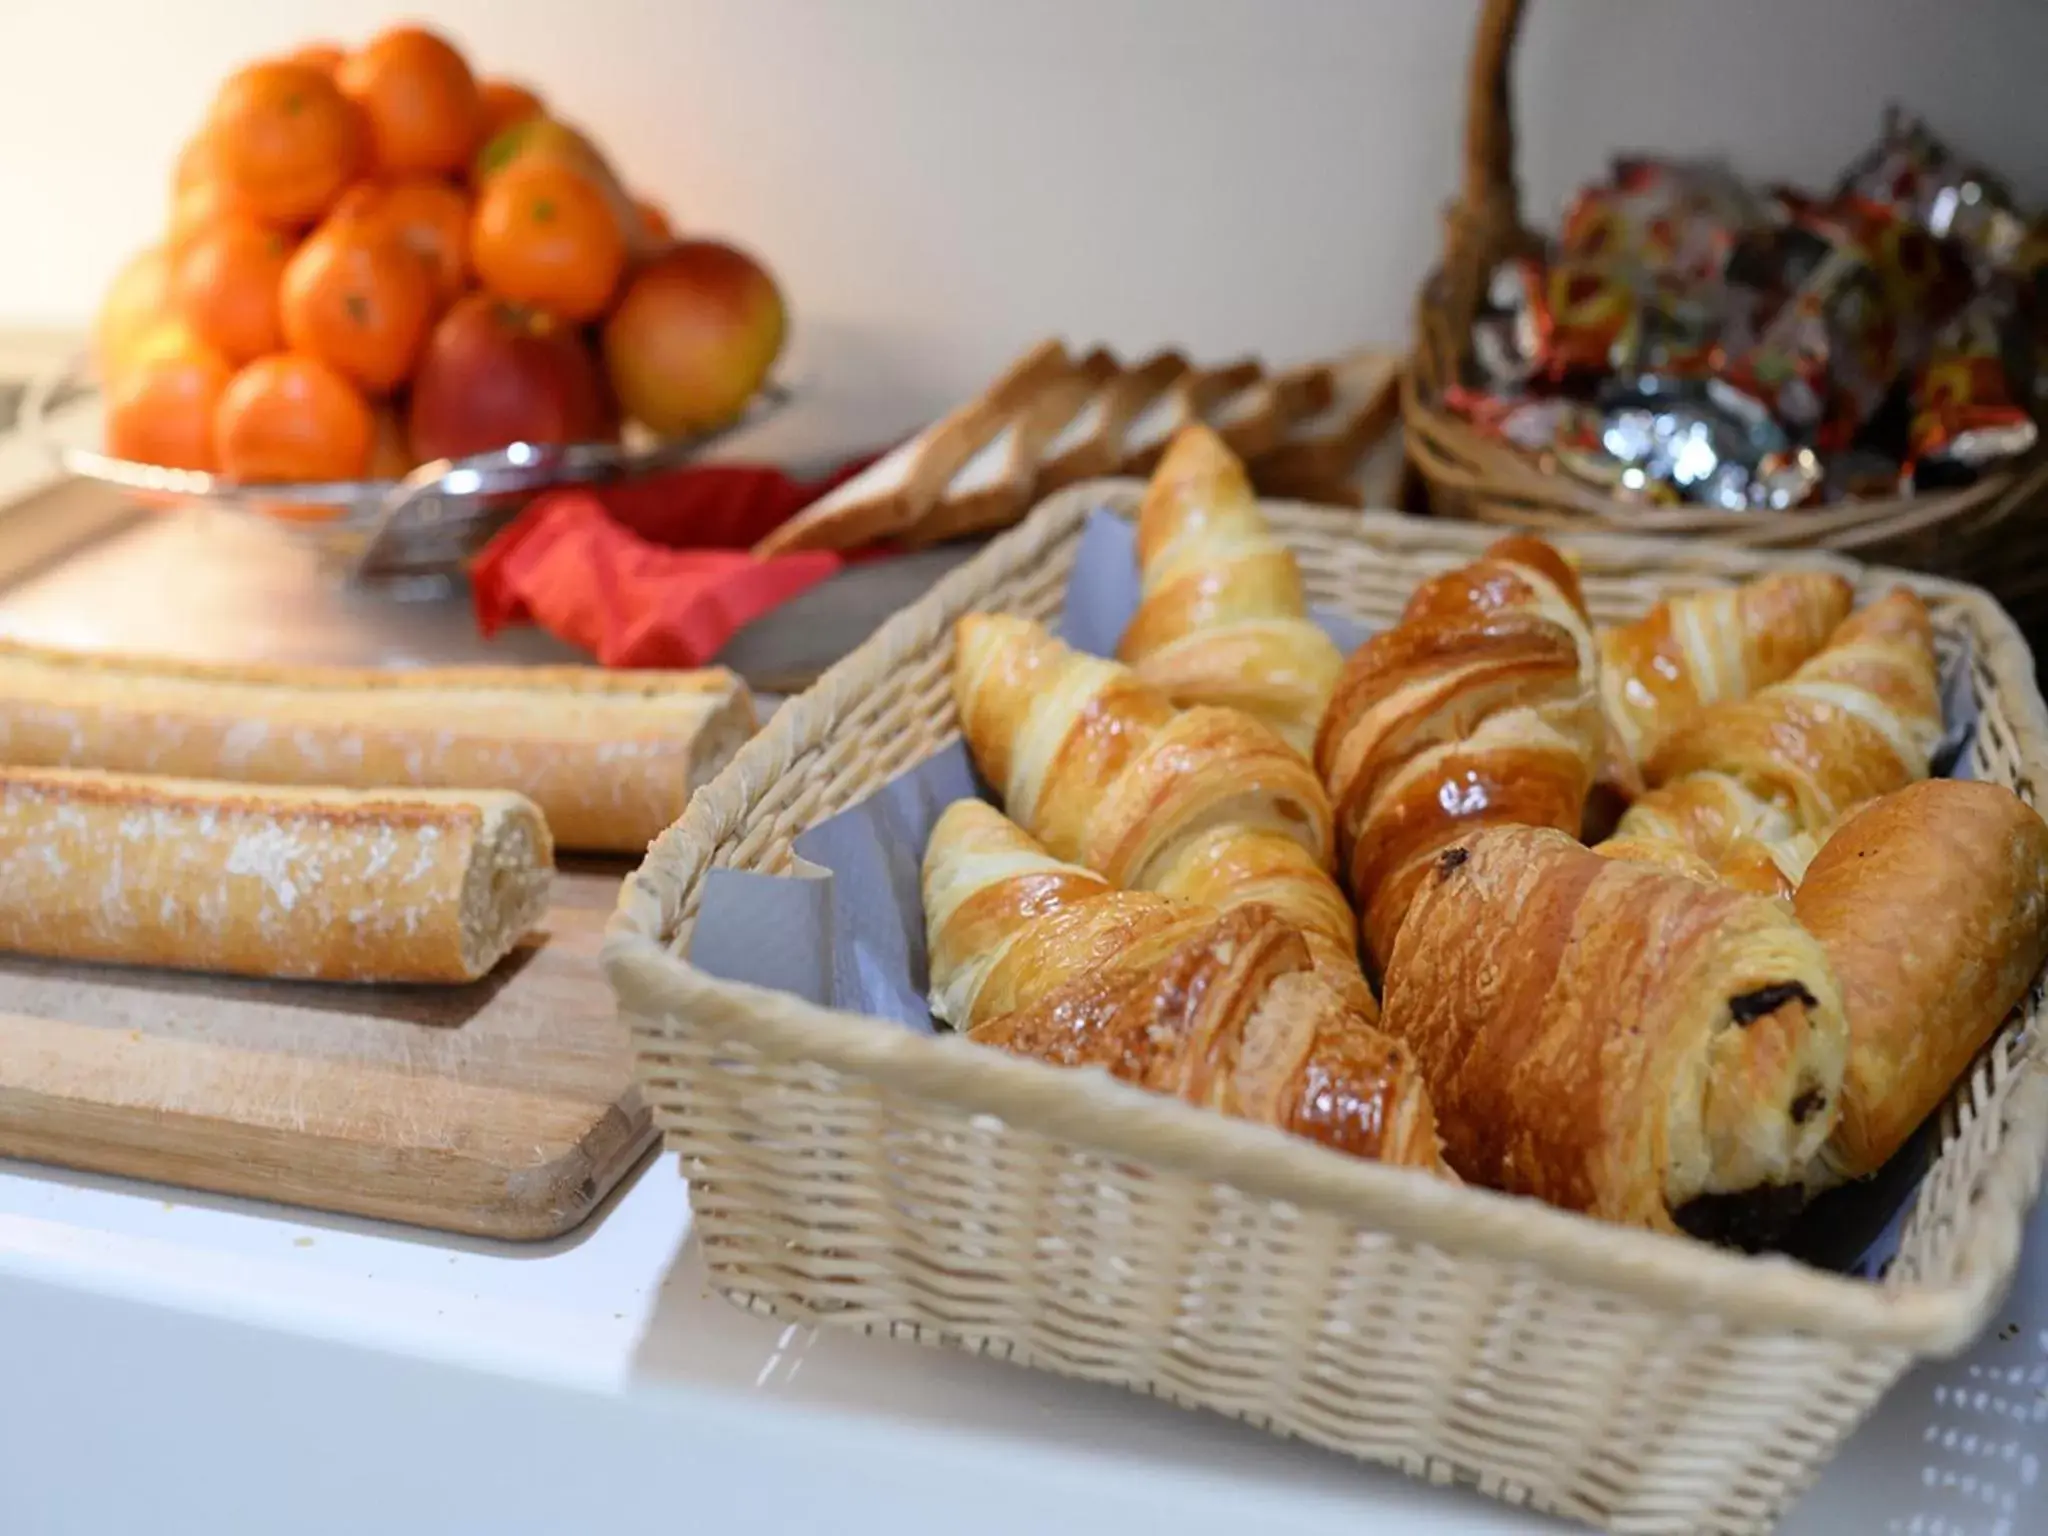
0 767 552 983
0 642 754 854
754 338 1073 556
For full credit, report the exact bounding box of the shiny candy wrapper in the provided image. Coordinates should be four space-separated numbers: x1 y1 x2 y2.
1583 376 1820 511
1840 107 2028 272
1561 157 1760 285
1909 292 2039 472
1471 256 1548 387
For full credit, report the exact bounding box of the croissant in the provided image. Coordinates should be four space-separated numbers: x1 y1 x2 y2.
953 612 1374 1016
1598 571 1854 791
1115 425 1344 757
1596 589 1941 892
1793 780 2048 1187
1380 825 1848 1241
1314 533 1604 976
923 799 1444 1169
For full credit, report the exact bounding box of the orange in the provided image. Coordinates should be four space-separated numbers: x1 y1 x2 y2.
168 176 268 250
471 160 625 322
105 324 234 472
290 41 345 75
95 246 171 383
279 222 435 393
170 219 295 365
633 196 674 244
214 353 374 482
337 26 482 177
478 78 543 140
334 177 470 304
208 60 366 225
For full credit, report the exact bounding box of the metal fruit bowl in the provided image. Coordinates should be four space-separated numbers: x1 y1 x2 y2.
24 355 792 590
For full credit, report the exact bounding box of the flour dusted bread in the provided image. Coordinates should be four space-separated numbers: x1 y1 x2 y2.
0 642 754 853
0 767 553 983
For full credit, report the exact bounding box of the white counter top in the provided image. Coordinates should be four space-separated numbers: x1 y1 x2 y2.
3 1141 2044 1536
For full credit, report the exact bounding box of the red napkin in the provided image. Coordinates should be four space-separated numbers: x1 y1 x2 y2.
471 454 880 669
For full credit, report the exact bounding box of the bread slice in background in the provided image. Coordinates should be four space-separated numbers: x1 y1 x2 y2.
904 349 1119 548
1118 358 1263 477
1247 350 1402 504
755 338 1073 556
1039 350 1189 491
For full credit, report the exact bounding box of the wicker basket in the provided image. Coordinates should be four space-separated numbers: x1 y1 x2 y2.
1404 0 2048 639
605 482 2048 1536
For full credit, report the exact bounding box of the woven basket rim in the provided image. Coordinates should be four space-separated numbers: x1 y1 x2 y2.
605 479 2048 1357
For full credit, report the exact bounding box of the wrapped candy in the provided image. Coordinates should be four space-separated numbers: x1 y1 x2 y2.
1908 292 2039 475
1461 134 2040 510
1839 107 2027 271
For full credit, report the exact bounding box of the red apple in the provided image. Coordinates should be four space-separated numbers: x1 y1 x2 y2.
407 292 609 463
601 239 786 437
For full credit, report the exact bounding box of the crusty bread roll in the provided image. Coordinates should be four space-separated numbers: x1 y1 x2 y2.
0 766 553 983
1793 779 2048 1187
0 642 754 853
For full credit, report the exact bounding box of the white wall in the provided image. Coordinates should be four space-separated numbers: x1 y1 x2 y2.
4 0 2044 447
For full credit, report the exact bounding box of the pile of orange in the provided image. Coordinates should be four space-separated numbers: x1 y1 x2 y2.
94 24 758 516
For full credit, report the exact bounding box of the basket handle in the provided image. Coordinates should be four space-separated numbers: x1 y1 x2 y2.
1419 0 1541 396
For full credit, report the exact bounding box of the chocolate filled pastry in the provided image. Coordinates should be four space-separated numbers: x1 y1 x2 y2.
1380 825 1847 1240
922 799 1444 1171
1794 780 2048 1187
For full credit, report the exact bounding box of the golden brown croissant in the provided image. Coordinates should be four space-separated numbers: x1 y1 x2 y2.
1642 588 1941 832
953 612 1375 1016
1599 589 1941 886
1314 533 1604 977
1792 780 2048 1187
1115 425 1344 757
1380 825 1848 1241
1597 571 1854 791
923 799 1444 1169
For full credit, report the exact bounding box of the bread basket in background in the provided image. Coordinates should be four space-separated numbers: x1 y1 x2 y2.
1403 0 2048 639
605 481 2048 1536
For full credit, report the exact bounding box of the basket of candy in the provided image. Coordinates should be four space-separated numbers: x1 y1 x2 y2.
1405 0 2048 634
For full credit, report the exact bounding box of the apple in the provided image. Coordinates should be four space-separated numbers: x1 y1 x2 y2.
407 292 609 463
601 239 786 438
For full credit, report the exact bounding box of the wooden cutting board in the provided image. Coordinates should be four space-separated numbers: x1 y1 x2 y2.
0 860 652 1240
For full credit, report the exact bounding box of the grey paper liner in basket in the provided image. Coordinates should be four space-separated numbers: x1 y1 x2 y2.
603 482 2048 1536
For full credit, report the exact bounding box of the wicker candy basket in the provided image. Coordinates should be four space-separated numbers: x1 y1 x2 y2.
1403 0 2048 637
604 482 2048 1536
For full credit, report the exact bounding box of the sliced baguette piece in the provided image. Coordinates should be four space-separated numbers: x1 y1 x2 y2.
1038 349 1190 491
0 643 755 854
755 339 1073 557
0 767 554 983
1247 349 1402 501
902 348 1119 548
1117 358 1263 477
